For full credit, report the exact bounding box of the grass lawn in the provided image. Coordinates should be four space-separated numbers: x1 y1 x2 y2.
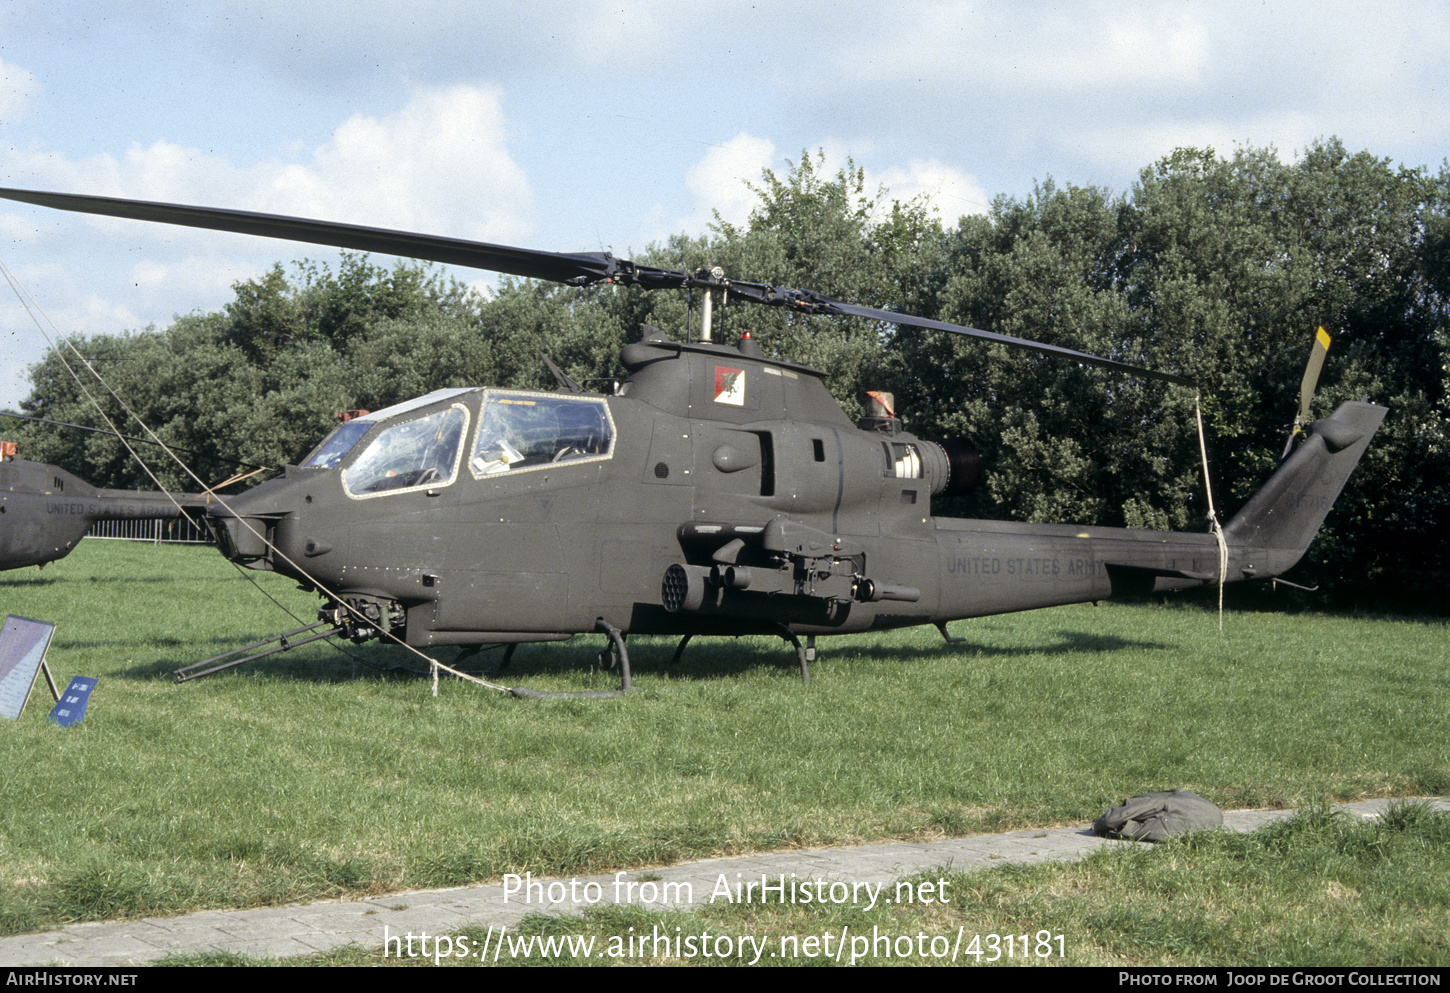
2 540 1446 950
162 804 1450 968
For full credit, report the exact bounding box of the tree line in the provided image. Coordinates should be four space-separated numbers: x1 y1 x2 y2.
10 139 1448 606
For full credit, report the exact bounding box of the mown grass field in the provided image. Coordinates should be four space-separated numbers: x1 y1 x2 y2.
167 804 1450 967
2 540 1447 958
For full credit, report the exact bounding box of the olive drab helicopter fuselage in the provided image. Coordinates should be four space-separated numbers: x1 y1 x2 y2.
0 187 1387 687
207 332 982 650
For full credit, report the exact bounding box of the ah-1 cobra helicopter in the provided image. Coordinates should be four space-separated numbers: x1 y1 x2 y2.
0 187 1386 691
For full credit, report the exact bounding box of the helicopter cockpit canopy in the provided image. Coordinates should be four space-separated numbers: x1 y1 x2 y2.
298 387 615 496
343 403 469 496
471 391 614 475
303 388 475 471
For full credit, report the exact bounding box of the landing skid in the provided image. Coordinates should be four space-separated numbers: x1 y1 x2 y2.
937 622 965 644
173 621 342 682
176 620 819 694
502 620 633 699
668 630 813 684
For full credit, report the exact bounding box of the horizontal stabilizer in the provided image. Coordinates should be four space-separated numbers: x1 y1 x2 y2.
1104 562 1217 583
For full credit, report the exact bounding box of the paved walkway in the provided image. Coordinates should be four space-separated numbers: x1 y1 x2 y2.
3 796 1446 966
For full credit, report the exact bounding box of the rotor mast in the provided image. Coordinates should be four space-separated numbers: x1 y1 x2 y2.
696 265 726 343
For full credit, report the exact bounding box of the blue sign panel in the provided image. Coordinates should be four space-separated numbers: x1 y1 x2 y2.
49 676 98 728
0 615 56 721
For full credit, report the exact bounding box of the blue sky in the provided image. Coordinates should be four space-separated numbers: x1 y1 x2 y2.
3 0 1448 411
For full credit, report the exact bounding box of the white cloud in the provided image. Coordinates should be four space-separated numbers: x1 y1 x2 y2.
870 159 992 219
4 84 535 246
0 57 38 119
827 2 1212 92
759 142 991 219
675 137 992 235
128 256 257 305
1 260 145 336
263 84 535 243
0 83 535 410
1065 116 1306 181
682 133 779 232
1036 6 1212 89
560 0 676 71
794 0 1450 190
0 212 42 243
666 138 992 255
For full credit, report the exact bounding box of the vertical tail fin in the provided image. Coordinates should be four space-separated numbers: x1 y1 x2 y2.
1224 401 1386 575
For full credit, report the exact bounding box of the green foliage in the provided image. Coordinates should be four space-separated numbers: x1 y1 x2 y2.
1123 142 1450 601
710 151 949 419
13 255 484 486
921 141 1449 602
224 254 470 362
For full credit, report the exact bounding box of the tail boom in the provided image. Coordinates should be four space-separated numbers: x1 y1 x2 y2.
0 459 204 571
929 401 1386 621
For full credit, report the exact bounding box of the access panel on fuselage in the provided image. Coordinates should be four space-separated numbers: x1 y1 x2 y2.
429 466 607 632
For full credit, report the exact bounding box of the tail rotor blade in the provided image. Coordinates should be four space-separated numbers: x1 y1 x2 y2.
1298 327 1332 426
1284 327 1332 458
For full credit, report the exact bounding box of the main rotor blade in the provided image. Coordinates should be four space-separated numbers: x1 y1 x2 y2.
1 186 1192 386
725 282 1195 386
0 187 687 288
